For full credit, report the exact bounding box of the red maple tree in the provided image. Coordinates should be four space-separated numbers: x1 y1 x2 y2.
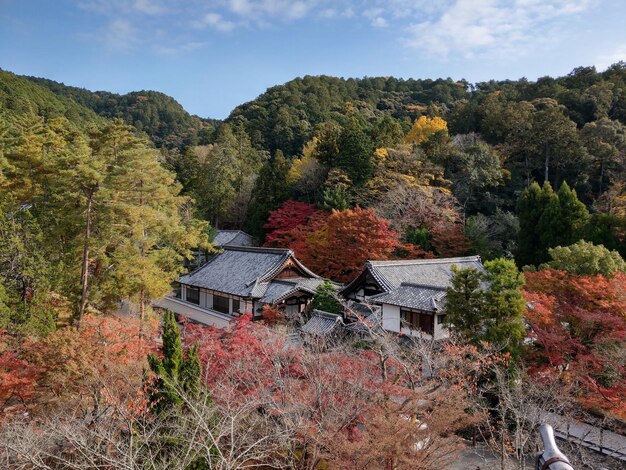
524 269 626 419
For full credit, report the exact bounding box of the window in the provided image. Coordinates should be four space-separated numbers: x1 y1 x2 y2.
172 282 181 299
213 294 230 314
401 309 434 335
437 314 447 325
401 309 420 329
232 298 240 314
186 286 199 305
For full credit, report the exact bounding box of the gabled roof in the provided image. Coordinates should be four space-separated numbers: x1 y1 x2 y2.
179 246 321 299
368 283 447 312
301 310 344 336
361 256 483 292
342 256 484 311
212 230 254 247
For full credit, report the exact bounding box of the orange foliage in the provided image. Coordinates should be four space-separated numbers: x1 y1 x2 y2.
524 269 626 419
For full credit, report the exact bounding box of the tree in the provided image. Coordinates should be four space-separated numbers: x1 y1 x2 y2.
445 259 525 359
245 150 291 239
301 208 400 283
310 280 342 314
0 200 56 336
148 310 201 413
464 210 519 260
518 181 589 267
101 127 211 320
405 116 448 145
263 200 319 246
542 240 625 276
524 269 626 418
335 119 374 186
447 140 503 218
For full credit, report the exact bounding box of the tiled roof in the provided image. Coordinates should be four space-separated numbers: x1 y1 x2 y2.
212 230 254 247
179 246 320 298
301 310 344 336
368 283 447 311
366 256 484 291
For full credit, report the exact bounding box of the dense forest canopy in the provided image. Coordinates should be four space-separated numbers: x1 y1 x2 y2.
1 64 625 468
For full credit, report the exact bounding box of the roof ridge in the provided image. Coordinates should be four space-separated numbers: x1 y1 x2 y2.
398 282 448 290
368 256 481 267
223 245 292 255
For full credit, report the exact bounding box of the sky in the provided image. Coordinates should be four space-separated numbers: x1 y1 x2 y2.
1 0 625 119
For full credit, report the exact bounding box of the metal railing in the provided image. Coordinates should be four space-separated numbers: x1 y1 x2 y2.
536 424 573 470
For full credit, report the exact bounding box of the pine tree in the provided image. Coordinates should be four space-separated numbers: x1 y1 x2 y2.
311 280 342 314
516 182 545 266
148 310 202 413
335 119 374 186
557 181 590 245
245 150 291 238
444 267 486 342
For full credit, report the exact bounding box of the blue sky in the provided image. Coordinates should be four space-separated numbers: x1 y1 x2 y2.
1 0 625 119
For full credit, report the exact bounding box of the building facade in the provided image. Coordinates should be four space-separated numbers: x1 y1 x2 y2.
156 246 327 327
342 256 485 340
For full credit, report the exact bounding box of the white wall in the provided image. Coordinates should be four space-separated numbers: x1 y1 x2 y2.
154 296 232 328
433 314 449 340
382 304 401 332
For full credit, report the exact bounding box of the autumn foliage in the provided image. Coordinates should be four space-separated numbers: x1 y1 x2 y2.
181 315 480 468
523 269 626 419
0 316 156 421
264 201 430 282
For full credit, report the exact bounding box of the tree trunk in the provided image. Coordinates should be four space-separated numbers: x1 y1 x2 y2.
77 187 95 326
543 145 550 182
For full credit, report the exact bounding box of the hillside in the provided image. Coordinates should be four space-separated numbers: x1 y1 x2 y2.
227 65 626 156
25 75 218 149
0 69 105 129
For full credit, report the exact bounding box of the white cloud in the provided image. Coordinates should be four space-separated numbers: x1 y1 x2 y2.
371 16 388 28
156 41 207 55
404 0 592 58
195 12 236 32
103 19 139 50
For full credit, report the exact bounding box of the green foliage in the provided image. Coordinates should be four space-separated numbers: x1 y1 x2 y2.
542 240 626 276
148 311 201 413
311 280 343 314
227 75 468 156
464 210 519 260
25 75 215 149
0 200 56 336
518 181 589 266
335 119 374 186
320 187 349 211
445 259 525 360
405 227 433 252
245 150 291 239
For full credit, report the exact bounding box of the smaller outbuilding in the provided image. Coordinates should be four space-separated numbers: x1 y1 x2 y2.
341 256 484 340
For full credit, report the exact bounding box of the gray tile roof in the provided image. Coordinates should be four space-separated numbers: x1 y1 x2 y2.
366 256 484 291
368 283 447 311
212 230 254 247
301 310 344 336
179 246 320 298
342 256 484 312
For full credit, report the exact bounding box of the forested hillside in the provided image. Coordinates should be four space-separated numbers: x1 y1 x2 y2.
1 69 211 147
1 64 625 468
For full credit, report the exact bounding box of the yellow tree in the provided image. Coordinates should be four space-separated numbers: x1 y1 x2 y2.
405 116 448 145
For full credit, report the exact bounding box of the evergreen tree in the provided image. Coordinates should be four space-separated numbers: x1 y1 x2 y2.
482 259 526 360
444 267 486 342
557 181 590 244
245 150 291 239
445 259 526 361
516 182 547 266
148 310 201 413
335 119 374 186
311 280 343 314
